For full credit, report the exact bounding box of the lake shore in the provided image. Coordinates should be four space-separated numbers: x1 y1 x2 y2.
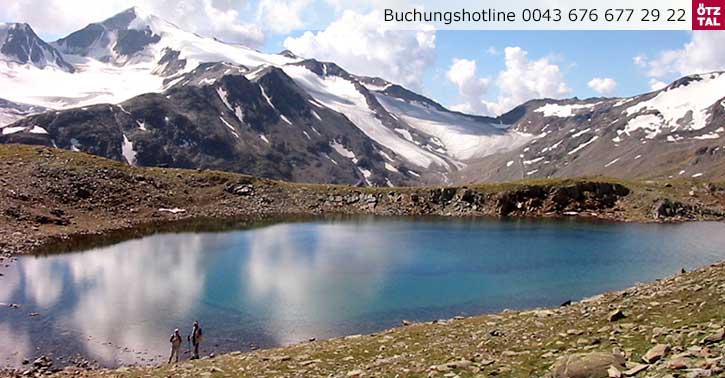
3 262 724 377
1 144 725 377
1 144 724 260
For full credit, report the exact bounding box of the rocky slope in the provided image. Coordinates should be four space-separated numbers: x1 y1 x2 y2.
1 144 724 259
1 7 520 185
0 23 73 72
456 72 725 183
1 63 434 185
7 9 724 187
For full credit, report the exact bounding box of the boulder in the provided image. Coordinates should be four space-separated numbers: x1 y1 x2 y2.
552 352 626 378
608 309 626 322
702 328 724 344
622 363 649 376
642 344 669 364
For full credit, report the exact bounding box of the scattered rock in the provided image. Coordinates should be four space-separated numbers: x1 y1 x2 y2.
209 366 224 373
552 352 626 378
666 357 689 370
608 365 622 378
642 344 670 364
446 360 472 369
489 330 504 337
608 309 626 322
623 363 649 376
702 328 724 344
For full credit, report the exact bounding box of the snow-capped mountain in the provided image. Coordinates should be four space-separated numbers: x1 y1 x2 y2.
453 72 725 183
0 7 296 112
52 7 292 71
0 23 73 72
1 8 724 185
1 8 521 185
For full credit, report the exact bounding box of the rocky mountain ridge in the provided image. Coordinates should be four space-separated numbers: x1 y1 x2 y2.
1 8 724 185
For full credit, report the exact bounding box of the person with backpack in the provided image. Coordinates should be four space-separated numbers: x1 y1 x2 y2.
188 321 203 359
168 328 183 363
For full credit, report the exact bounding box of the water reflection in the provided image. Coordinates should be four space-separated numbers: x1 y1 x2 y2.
1 234 216 366
21 259 64 309
245 222 404 344
62 235 209 363
1 218 724 368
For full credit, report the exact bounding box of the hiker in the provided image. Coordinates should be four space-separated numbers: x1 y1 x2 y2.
168 328 183 363
189 321 203 359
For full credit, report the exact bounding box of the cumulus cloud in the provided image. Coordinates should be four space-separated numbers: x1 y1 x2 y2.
633 54 647 67
256 0 312 34
587 77 617 95
0 0 265 47
643 31 725 78
448 47 571 116
283 10 436 90
446 59 491 114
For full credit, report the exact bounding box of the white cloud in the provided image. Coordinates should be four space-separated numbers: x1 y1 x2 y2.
449 47 571 116
645 31 725 78
486 46 499 56
0 0 265 47
633 54 647 67
587 77 617 95
649 78 667 91
256 0 312 34
283 10 436 90
446 59 491 114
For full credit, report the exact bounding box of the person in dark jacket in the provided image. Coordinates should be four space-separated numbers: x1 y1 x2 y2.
168 329 182 363
188 321 203 359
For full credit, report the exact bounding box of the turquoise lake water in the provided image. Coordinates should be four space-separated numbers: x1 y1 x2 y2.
1 217 725 367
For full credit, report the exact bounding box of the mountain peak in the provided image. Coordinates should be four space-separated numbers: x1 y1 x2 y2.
1 22 31 31
100 6 163 30
52 6 165 63
0 22 74 72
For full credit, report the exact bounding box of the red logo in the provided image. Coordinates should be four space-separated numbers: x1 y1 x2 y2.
693 0 724 29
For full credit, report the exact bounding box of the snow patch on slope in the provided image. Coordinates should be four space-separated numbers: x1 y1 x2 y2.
0 59 165 109
330 140 357 163
377 94 532 160
568 135 599 155
219 117 240 138
216 87 233 111
535 103 597 118
623 114 664 139
282 65 448 169
626 73 725 132
121 134 136 165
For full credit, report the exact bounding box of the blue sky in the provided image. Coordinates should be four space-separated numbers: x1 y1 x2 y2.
427 31 689 98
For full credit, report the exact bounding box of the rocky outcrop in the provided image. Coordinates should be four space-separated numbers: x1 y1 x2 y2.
651 197 725 221
496 182 630 216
